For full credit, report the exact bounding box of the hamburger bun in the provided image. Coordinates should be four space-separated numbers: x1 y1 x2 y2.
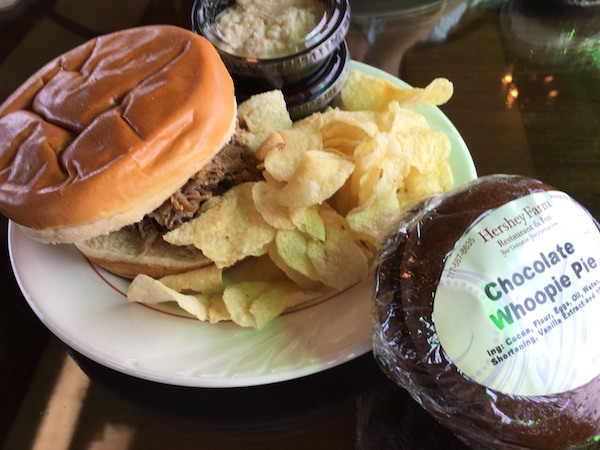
74 227 213 279
0 25 237 277
373 174 600 449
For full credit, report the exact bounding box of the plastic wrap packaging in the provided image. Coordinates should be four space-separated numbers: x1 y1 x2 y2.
372 174 600 449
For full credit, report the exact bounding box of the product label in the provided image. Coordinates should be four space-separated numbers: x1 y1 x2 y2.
433 191 600 396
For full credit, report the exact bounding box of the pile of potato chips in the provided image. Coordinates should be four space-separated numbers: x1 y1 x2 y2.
127 71 455 329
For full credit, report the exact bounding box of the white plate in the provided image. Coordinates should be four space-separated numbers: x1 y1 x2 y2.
8 62 477 388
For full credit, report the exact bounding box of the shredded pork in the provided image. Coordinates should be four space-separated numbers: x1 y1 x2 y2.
133 137 263 254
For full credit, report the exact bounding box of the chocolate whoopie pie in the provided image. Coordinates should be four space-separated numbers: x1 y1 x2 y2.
373 174 600 449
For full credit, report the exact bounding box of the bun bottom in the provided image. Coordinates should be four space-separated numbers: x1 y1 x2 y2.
76 227 211 279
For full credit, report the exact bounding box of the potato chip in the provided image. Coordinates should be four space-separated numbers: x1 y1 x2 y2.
277 150 354 208
164 183 275 268
306 207 370 290
260 135 305 182
256 131 286 162
399 160 454 204
289 205 326 241
267 243 323 289
319 107 379 126
206 294 231 324
241 254 290 283
397 129 451 174
164 193 237 245
131 274 242 327
353 135 406 198
406 77 454 108
237 90 292 150
159 265 223 294
291 115 325 144
291 110 326 130
223 281 319 329
332 134 401 217
127 274 212 322
379 102 430 134
356 165 388 207
319 111 378 155
251 181 294 230
341 70 453 112
346 135 452 245
261 125 322 182
328 178 354 217
260 168 279 185
346 172 402 245
271 229 320 282
249 282 319 329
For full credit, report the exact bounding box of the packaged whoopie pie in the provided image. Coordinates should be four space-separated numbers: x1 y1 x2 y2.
373 174 600 449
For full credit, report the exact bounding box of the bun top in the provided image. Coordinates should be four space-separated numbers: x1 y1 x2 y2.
374 174 600 449
0 25 236 243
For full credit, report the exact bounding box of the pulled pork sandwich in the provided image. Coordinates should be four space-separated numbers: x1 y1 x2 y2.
0 25 261 278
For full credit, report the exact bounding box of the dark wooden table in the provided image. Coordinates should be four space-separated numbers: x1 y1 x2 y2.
1 0 598 448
